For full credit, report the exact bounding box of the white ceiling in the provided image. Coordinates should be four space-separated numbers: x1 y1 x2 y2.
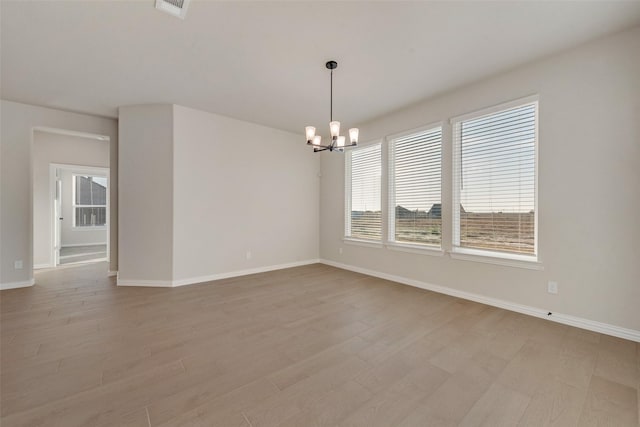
2 1 640 134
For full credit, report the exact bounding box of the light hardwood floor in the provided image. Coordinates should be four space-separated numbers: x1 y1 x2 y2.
1 262 638 426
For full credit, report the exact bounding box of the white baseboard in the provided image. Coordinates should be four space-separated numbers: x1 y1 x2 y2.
1 278 35 290
117 278 173 287
61 243 107 248
117 259 321 288
171 259 321 287
320 259 640 343
34 263 53 270
108 270 118 277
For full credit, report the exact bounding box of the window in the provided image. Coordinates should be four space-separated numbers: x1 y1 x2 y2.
388 126 442 247
345 143 382 241
73 175 107 227
452 98 537 258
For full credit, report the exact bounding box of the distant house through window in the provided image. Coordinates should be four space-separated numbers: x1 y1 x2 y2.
343 95 538 266
388 125 442 247
73 175 107 227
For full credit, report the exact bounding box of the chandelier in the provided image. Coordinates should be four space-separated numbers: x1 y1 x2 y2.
305 61 359 152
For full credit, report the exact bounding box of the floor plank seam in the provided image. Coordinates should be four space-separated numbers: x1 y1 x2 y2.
265 376 282 392
241 411 253 427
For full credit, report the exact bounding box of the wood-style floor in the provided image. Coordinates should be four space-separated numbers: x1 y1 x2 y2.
1 262 638 426
59 245 108 265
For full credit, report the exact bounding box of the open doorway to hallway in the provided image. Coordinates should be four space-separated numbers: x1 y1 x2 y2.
32 129 110 271
54 166 109 266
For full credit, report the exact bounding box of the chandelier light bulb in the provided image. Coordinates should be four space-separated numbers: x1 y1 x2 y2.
329 121 340 139
337 136 346 148
305 126 316 142
312 135 322 146
349 128 359 144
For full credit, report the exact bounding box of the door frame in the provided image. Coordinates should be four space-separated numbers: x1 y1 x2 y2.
49 163 110 267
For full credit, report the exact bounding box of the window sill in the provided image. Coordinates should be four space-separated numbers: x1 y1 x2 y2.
386 242 444 256
72 226 107 231
450 248 543 270
343 238 384 249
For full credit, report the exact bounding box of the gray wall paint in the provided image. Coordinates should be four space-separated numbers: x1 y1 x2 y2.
118 104 320 284
320 27 640 331
118 105 175 283
0 100 118 286
172 105 320 281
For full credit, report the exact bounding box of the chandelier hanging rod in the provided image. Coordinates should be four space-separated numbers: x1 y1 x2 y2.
329 60 334 122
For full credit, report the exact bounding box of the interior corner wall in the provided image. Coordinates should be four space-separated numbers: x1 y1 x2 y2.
0 100 118 287
320 27 640 332
117 105 174 284
32 131 109 267
171 105 320 283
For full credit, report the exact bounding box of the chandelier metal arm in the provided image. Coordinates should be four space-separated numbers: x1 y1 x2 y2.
309 140 358 151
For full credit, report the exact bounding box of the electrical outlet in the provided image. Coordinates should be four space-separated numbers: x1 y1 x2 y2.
547 281 558 295
339 247 343 255
246 251 252 260
14 260 23 269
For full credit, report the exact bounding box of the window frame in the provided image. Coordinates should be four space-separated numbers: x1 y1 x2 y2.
344 140 383 245
72 174 108 229
387 122 444 252
450 95 540 266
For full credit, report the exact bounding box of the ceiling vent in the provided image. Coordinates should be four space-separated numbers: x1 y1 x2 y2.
155 0 190 19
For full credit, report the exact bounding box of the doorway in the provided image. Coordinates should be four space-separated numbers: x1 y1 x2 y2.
32 128 111 271
51 164 109 267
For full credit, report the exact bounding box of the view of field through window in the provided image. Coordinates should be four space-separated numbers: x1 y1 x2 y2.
456 102 536 255
348 144 382 240
390 127 442 246
348 101 536 256
350 207 534 253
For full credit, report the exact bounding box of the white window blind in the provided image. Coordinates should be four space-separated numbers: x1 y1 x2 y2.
346 143 382 240
389 126 442 246
453 100 537 256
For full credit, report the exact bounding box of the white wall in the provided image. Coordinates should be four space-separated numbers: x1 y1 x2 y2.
172 105 319 282
118 104 320 286
320 27 640 332
118 105 174 283
59 169 108 247
0 100 118 288
32 131 109 267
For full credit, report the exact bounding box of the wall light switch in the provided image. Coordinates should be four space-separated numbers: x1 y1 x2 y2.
246 251 252 260
547 281 558 294
339 247 343 255
14 260 23 269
